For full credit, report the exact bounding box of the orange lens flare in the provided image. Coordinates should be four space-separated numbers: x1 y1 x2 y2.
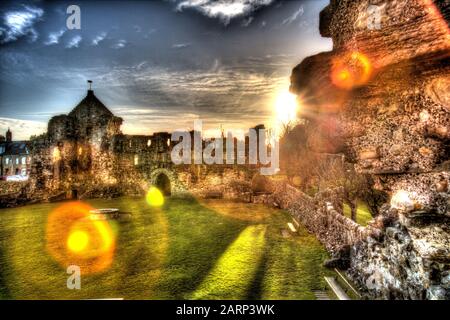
331 52 373 90
46 202 116 274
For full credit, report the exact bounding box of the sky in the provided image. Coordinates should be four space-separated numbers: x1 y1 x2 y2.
0 0 332 140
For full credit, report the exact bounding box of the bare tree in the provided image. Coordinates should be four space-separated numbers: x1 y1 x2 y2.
314 157 367 221
279 121 386 220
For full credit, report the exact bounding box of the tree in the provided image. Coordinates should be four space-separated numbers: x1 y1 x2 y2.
314 156 368 221
279 121 309 179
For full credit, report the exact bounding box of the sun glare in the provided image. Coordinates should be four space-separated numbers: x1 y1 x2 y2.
272 90 298 135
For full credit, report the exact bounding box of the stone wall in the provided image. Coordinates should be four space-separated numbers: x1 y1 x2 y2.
261 179 448 299
255 180 378 253
349 211 450 300
182 165 256 201
0 181 27 196
1 124 259 206
0 181 30 207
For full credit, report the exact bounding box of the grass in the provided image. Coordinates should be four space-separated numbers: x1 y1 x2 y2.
343 200 373 226
0 196 333 300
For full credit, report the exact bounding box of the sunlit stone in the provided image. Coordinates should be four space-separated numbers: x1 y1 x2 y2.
419 110 430 122
391 190 415 212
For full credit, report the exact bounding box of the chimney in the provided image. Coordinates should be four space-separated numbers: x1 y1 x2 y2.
6 128 12 142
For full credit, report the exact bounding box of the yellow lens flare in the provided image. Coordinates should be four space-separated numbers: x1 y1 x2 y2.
338 69 350 81
331 51 373 90
146 186 165 207
67 230 89 253
46 202 116 274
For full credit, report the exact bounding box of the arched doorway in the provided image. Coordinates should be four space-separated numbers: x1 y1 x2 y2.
155 173 171 196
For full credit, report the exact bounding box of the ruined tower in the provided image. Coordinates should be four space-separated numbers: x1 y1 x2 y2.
44 82 124 197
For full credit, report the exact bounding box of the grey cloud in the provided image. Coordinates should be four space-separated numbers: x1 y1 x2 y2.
143 28 157 39
0 52 291 136
0 5 44 44
241 16 254 27
112 39 127 49
175 0 274 25
93 59 287 127
66 35 82 48
44 29 65 45
92 32 107 46
172 43 191 49
281 5 304 25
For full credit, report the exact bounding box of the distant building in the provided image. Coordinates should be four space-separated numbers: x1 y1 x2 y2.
0 129 31 180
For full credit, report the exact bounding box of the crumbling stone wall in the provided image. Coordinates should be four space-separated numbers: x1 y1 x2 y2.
261 178 448 299
0 181 30 207
254 180 379 252
182 165 255 199
0 181 27 196
289 0 449 299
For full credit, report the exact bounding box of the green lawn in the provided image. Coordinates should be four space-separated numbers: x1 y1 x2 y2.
343 201 373 226
0 196 332 300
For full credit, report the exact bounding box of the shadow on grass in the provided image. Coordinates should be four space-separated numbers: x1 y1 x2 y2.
0 196 332 300
155 196 247 299
245 247 268 300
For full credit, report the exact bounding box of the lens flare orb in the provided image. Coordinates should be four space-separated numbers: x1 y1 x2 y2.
46 202 116 274
67 230 89 253
331 52 372 90
146 186 165 207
